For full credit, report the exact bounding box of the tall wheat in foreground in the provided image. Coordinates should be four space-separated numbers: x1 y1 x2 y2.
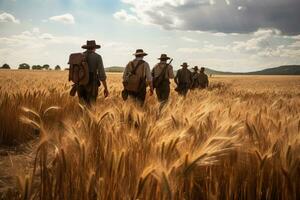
0 71 300 199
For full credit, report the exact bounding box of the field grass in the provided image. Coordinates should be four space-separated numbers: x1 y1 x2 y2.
0 70 300 199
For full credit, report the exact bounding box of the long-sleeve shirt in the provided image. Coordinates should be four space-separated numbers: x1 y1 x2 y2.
85 50 106 81
152 61 174 79
123 57 152 82
175 68 192 85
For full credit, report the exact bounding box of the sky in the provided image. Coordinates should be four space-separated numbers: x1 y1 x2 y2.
0 0 299 72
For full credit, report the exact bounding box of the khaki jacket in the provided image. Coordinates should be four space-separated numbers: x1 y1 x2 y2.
123 58 152 82
152 62 174 79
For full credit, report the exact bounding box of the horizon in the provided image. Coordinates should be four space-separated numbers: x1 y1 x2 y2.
0 0 300 72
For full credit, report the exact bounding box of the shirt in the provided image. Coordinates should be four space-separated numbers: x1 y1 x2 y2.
152 61 174 79
85 50 106 81
175 68 192 84
123 58 152 82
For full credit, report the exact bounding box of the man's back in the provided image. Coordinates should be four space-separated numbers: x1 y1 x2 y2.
123 59 152 82
177 68 192 84
85 51 106 81
152 62 174 79
199 72 208 88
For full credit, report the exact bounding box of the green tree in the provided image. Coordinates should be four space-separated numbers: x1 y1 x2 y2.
55 65 61 70
18 63 30 70
43 64 50 70
1 64 10 69
32 65 43 70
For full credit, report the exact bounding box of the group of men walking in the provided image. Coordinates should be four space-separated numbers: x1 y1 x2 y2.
71 40 209 107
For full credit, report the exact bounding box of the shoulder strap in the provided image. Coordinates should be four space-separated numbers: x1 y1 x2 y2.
160 63 169 77
158 59 172 78
131 60 145 75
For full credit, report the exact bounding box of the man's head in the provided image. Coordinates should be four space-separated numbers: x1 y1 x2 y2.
158 54 170 62
181 62 189 68
193 66 199 72
82 40 101 51
200 67 205 73
133 49 147 58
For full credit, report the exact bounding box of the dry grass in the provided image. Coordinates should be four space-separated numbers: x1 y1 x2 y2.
0 70 300 199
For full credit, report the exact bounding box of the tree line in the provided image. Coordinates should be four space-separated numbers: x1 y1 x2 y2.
0 63 62 70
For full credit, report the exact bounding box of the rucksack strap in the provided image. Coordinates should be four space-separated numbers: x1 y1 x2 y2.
131 60 145 75
159 63 169 79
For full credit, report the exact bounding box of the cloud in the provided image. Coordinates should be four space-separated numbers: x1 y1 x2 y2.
177 28 300 58
113 9 138 22
0 12 20 24
49 13 75 24
117 0 300 35
181 36 198 43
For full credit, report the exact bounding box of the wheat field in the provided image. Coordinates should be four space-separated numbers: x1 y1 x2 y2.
0 70 300 199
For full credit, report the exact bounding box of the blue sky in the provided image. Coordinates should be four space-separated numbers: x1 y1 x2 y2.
0 0 299 71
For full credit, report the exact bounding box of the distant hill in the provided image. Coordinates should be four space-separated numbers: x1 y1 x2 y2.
105 66 124 73
247 65 300 75
105 65 300 75
206 65 300 75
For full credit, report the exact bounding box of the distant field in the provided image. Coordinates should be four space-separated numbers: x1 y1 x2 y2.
0 70 300 199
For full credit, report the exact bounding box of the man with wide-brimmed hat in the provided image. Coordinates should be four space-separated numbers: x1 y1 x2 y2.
174 62 192 96
152 54 174 107
77 40 109 105
199 67 209 88
122 49 153 105
191 66 201 89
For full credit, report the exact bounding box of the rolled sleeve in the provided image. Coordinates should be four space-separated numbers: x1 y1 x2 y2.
98 55 106 81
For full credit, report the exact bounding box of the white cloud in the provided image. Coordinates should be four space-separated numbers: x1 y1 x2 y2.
39 33 55 40
177 44 229 54
0 12 20 24
177 28 300 59
213 32 227 37
181 36 198 43
49 13 75 24
113 9 138 22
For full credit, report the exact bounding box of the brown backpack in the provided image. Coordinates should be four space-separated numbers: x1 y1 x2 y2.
68 53 89 85
123 60 145 92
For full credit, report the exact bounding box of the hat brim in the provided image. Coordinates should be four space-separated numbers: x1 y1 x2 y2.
133 52 148 56
158 57 170 60
181 65 189 67
82 44 101 49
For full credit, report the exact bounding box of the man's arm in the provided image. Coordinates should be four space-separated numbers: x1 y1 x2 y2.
168 65 174 79
98 55 109 97
174 70 179 85
145 63 153 94
206 75 209 87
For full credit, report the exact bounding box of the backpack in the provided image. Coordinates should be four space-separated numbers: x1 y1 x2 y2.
123 60 145 92
68 53 89 85
153 64 168 89
152 59 172 88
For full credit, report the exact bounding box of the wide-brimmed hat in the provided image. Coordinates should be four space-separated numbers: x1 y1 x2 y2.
82 40 101 49
181 62 189 67
158 54 170 60
133 49 148 56
193 66 199 70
